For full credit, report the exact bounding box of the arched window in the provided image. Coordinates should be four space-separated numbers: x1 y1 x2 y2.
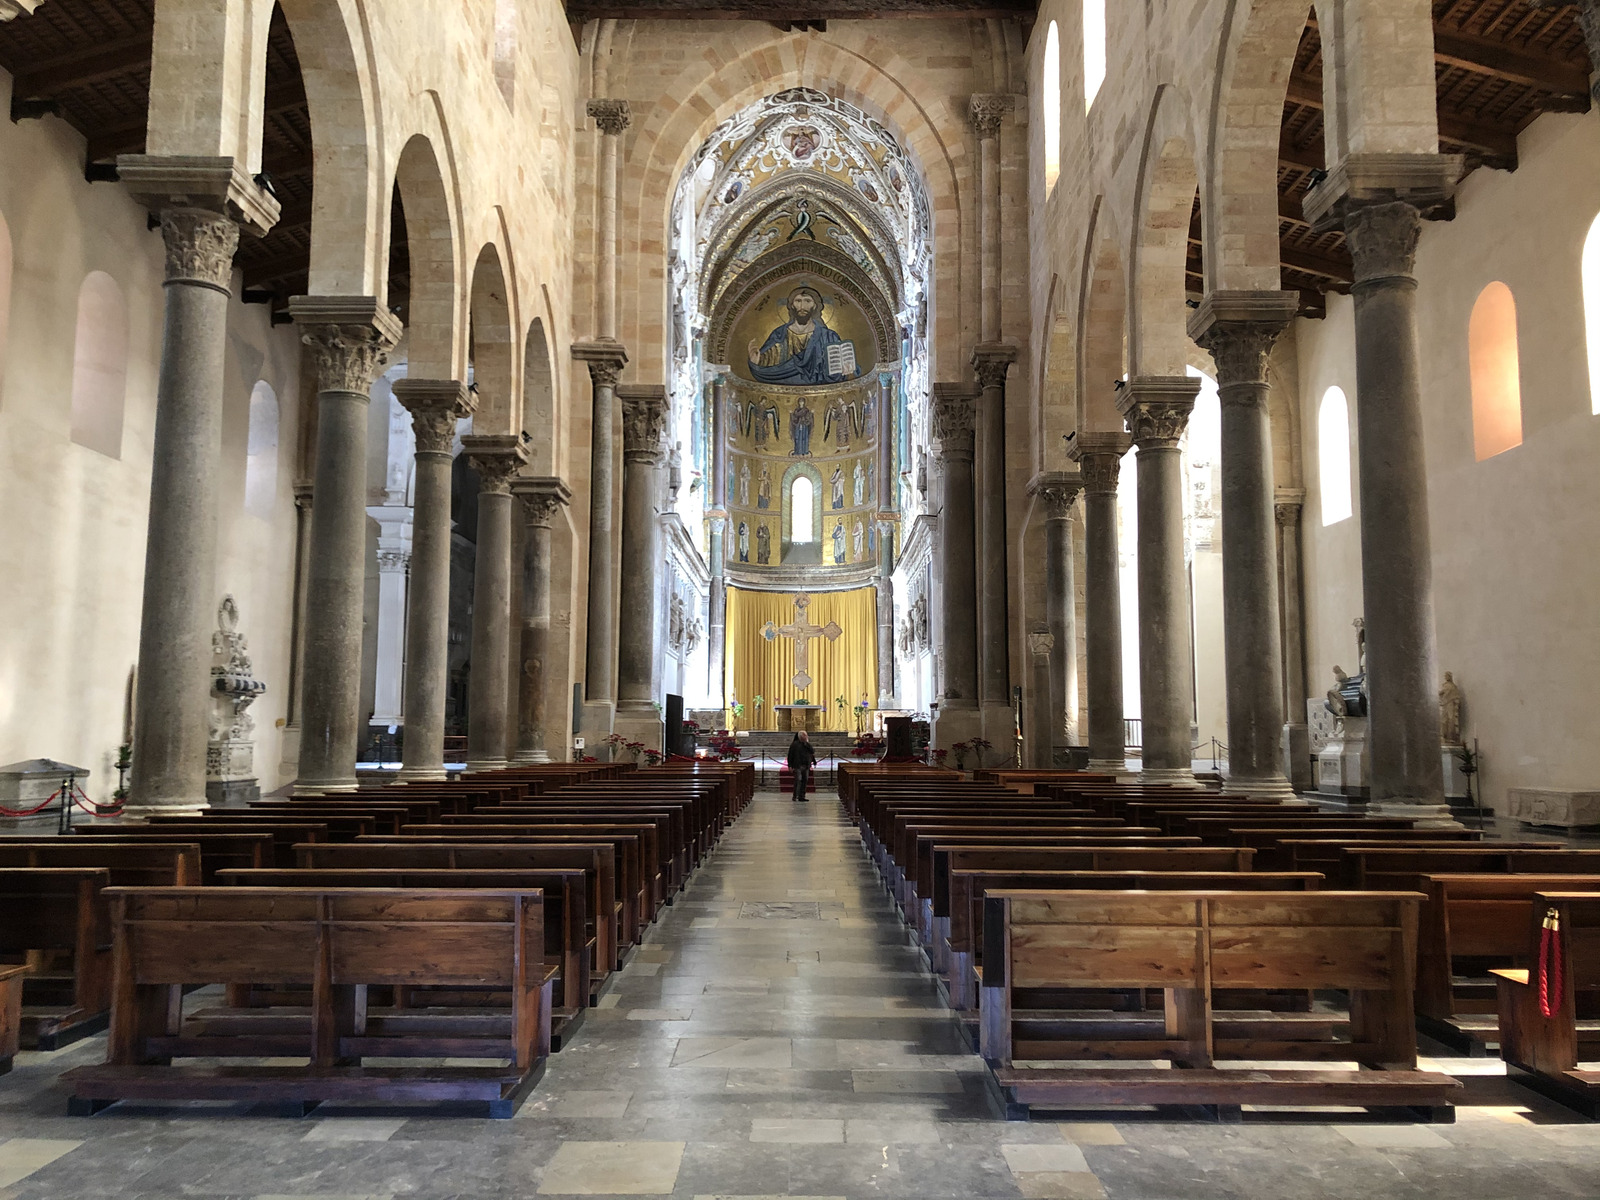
1581 213 1600 415
1318 386 1353 526
791 476 814 542
1042 21 1061 192
0 209 11 407
1083 0 1106 112
493 0 517 108
1469 281 1523 461
69 271 128 458
244 380 279 518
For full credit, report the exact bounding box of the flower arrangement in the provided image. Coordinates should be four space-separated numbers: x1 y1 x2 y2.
851 732 884 758
928 747 949 768
951 738 994 770
707 730 742 761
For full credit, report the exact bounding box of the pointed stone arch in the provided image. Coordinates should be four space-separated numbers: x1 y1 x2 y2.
1077 200 1128 434
1128 85 1201 378
469 242 515 435
392 130 463 381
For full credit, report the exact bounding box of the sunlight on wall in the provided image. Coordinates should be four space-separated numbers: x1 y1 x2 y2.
1043 21 1061 191
69 270 128 459
1318 386 1353 526
244 380 280 518
1084 0 1106 111
1582 212 1600 416
1469 282 1524 462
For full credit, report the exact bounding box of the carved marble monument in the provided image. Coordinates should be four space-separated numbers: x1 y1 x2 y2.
207 596 267 805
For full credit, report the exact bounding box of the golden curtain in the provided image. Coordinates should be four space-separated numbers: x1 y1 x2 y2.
725 586 878 731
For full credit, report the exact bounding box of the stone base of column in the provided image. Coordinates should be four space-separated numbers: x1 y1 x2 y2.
395 764 447 783
1281 723 1314 791
465 758 509 773
1139 765 1201 787
1224 773 1305 803
121 799 209 819
579 702 616 759
980 705 1019 759
931 705 983 753
515 749 553 765
614 705 664 753
1367 800 1463 830
1089 757 1132 776
292 779 357 795
277 725 302 788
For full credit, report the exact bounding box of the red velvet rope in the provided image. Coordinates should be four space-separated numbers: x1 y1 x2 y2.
0 783 124 819
1539 906 1564 1019
0 787 61 817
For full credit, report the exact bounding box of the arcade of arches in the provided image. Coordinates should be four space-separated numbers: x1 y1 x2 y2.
2 0 1600 1190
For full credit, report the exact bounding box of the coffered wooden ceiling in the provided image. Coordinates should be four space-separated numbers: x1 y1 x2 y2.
0 1 1589 321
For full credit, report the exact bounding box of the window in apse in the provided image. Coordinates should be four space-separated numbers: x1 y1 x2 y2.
1582 212 1600 415
69 271 129 458
1043 21 1061 192
1318 387 1353 526
791 476 814 542
1468 281 1523 461
244 380 280 518
1083 0 1106 111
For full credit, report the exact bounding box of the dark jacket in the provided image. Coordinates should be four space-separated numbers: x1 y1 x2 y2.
786 736 816 771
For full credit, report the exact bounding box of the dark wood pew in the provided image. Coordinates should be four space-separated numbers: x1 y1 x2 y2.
145 811 376 842
0 867 113 1049
56 831 269 883
1210 827 1479 872
220 868 590 1046
252 796 444 827
76 822 328 869
436 811 684 895
62 887 555 1118
0 841 201 887
0 964 24 1074
979 889 1461 1120
1329 844 1592 889
1494 892 1600 1116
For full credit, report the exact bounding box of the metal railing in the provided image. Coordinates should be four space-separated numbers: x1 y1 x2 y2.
1123 718 1142 749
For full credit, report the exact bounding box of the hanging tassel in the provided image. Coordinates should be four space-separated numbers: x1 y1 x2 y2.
1538 906 1564 1019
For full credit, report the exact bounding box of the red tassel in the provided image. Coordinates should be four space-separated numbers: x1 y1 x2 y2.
1539 907 1564 1019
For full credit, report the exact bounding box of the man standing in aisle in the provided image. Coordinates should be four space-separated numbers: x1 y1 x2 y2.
787 730 816 802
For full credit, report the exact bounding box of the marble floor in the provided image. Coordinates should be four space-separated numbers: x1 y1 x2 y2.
3 794 1600 1199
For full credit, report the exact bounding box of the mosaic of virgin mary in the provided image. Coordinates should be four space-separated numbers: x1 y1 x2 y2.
746 286 859 386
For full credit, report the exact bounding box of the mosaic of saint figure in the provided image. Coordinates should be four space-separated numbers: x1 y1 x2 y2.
756 523 771 565
825 397 856 449
830 467 845 510
752 396 778 446
757 465 772 510
747 286 857 385
789 396 815 456
738 461 751 507
831 519 846 564
853 461 865 507
737 522 750 563
852 519 864 561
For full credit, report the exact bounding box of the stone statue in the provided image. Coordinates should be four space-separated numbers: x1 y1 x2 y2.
208 595 267 804
1439 672 1464 744
1325 666 1350 719
668 441 683 507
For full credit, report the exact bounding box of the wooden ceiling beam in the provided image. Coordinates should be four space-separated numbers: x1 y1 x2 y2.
1432 28 1590 97
1287 66 1519 164
11 36 151 98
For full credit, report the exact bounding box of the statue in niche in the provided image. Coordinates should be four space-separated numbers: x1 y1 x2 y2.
738 461 751 507
756 523 771 565
853 461 866 507
915 447 927 498
668 442 683 507
852 519 864 561
830 467 845 509
737 522 750 563
790 396 815 456
757 466 772 509
831 519 846 564
1439 673 1464 745
747 286 857 386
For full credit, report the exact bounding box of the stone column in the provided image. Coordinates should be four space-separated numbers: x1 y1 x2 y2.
1119 377 1201 786
290 298 403 793
973 345 1018 744
1029 471 1083 757
706 370 729 713
366 511 411 729
587 98 630 340
117 160 276 814
512 478 572 763
1275 489 1313 791
876 518 898 706
1191 293 1300 799
1305 155 1461 821
614 385 668 748
284 482 314 729
1027 632 1055 768
1068 436 1128 772
573 341 628 747
460 436 528 771
931 384 981 748
391 380 472 781
969 94 1010 342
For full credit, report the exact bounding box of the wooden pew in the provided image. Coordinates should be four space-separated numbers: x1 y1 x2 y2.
0 867 113 1049
145 811 376 842
1330 844 1594 889
220 867 590 1048
0 964 24 1075
46 831 268 883
0 841 201 887
252 796 444 827
62 887 555 1118
75 824 314 871
1494 892 1600 1117
1213 827 1480 872
979 889 1461 1120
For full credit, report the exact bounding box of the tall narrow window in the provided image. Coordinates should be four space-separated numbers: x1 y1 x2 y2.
69 271 128 458
1318 386 1353 526
791 476 814 542
1582 212 1600 415
0 210 11 407
244 380 280 518
1469 281 1524 461
1083 0 1106 111
1043 21 1061 191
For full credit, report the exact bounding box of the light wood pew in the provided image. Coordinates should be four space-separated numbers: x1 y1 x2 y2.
979 889 1461 1121
0 964 25 1075
0 867 113 1049
62 887 555 1118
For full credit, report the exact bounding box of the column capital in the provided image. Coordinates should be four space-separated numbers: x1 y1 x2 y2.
153 209 240 292
376 548 411 573
618 384 668 461
706 513 728 536
1028 630 1055 659
971 342 1018 390
1118 375 1201 449
511 476 573 527
1302 155 1462 283
293 481 315 508
291 296 403 395
969 93 1012 136
1275 487 1306 528
1066 432 1130 494
1027 470 1083 520
1342 202 1426 285
931 383 978 458
1188 291 1299 391
587 98 632 135
461 434 530 496
573 339 629 388
393 378 474 455
117 154 280 238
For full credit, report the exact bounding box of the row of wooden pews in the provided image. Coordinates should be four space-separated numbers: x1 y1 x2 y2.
0 760 752 1117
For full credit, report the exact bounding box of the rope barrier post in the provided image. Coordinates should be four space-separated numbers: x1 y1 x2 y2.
58 773 73 834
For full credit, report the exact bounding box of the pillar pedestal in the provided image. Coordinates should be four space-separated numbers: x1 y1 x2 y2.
461 435 529 771
1068 434 1130 775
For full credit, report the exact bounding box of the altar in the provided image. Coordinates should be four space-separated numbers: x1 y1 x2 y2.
776 704 825 733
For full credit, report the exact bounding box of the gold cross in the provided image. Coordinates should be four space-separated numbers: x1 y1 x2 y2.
760 593 842 693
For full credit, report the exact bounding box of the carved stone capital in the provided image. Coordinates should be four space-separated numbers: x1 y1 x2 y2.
462 434 530 496
393 378 474 455
971 342 1018 392
969 93 1012 136
117 154 280 239
511 476 573 527
290 296 403 396
706 514 727 537
1301 152 1463 234
1066 432 1130 495
587 98 632 136
1028 630 1055 659
930 383 978 456
293 482 315 509
1275 486 1306 529
1187 291 1299 393
376 548 410 573
1027 470 1082 521
1118 376 1201 449
573 339 629 389
618 384 668 461
1343 201 1424 285
156 208 240 291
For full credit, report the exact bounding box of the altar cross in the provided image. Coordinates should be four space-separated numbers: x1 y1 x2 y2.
761 593 842 693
